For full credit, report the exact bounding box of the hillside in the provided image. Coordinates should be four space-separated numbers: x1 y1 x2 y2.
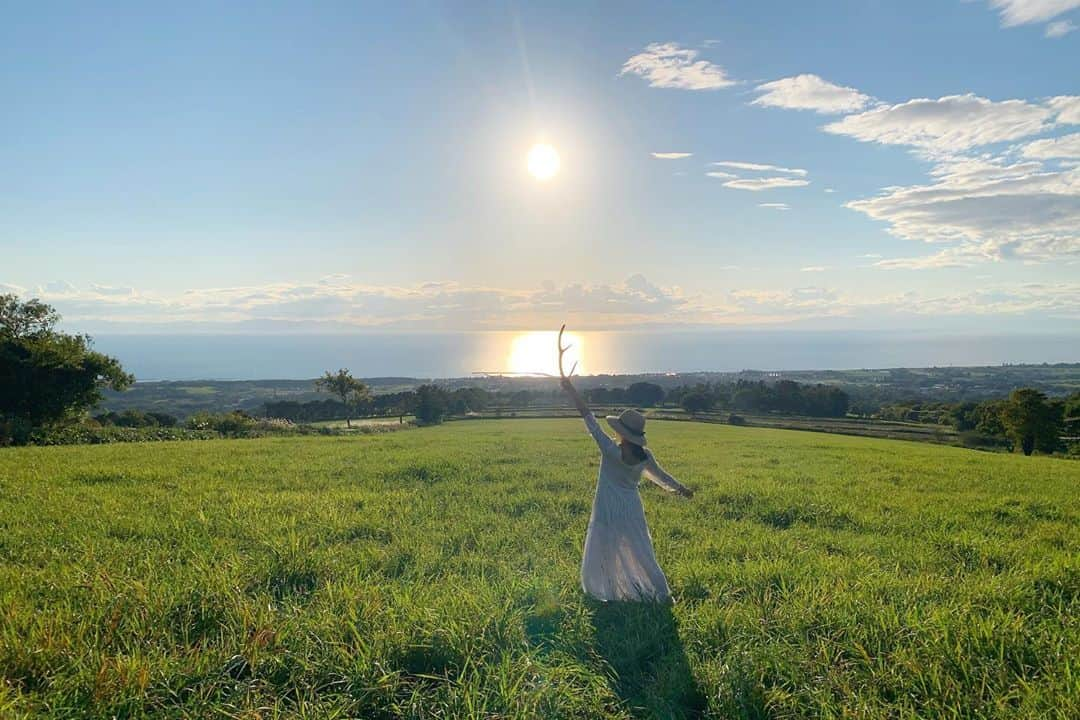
1 422 1077 718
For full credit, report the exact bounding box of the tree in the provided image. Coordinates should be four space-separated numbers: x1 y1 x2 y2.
1000 388 1063 456
314 369 370 428
681 392 713 414
0 294 133 444
414 384 449 425
0 295 60 340
626 382 665 408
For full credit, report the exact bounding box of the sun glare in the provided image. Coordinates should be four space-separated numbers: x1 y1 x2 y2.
507 330 583 376
527 143 560 181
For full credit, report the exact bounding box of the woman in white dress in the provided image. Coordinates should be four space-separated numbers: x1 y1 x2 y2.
561 376 693 602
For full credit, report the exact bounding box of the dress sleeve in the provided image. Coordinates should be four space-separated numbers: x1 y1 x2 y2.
642 452 689 494
583 411 618 456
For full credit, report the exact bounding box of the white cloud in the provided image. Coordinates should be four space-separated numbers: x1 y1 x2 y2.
705 171 738 179
1045 19 1077 35
872 250 984 270
859 253 882 258
726 286 846 320
37 280 78 296
989 0 1080 26
848 157 1080 265
1049 96 1080 124
1020 132 1080 159
16 276 715 331
89 283 135 296
752 74 873 114
799 266 828 272
651 152 693 159
759 202 790 210
722 177 811 191
13 276 1080 331
620 43 737 90
823 94 1055 152
711 161 808 176
896 282 1080 316
824 188 836 193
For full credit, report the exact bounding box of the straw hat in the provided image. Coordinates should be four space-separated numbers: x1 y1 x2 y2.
606 408 647 446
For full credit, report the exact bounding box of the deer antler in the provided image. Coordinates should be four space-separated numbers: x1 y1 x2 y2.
558 324 578 379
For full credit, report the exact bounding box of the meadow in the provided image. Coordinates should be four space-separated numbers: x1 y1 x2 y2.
1 420 1077 718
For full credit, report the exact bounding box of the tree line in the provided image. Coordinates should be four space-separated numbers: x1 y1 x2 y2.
660 379 850 418
262 376 852 426
876 389 1079 455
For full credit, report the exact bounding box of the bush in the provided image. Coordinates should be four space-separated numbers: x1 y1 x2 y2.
728 413 746 426
0 417 35 446
187 411 257 436
30 425 218 445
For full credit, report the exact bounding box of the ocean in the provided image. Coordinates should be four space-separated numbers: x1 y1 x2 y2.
90 331 1080 381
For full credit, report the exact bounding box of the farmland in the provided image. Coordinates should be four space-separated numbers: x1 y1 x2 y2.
1 421 1077 718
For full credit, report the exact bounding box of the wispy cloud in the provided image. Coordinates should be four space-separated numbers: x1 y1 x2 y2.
620 42 737 90
799 266 828 272
711 161 808 176
651 152 693 159
705 170 738 179
758 202 790 210
722 177 811 191
988 0 1080 27
1045 19 1077 36
752 74 873 114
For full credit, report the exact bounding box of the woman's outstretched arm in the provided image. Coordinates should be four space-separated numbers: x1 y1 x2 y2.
644 454 694 497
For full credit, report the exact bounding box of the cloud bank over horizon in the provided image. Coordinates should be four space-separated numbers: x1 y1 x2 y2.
4 273 1078 334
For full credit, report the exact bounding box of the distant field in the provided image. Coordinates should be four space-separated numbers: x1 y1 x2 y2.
1 421 1077 718
309 416 413 429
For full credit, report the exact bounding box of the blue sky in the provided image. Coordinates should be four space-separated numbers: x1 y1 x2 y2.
2 0 1079 333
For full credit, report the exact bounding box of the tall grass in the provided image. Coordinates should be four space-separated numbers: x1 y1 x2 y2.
0 420 1077 718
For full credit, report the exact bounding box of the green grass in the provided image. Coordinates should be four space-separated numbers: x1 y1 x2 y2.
1 420 1077 718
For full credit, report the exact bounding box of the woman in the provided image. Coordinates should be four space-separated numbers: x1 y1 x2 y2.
561 375 693 602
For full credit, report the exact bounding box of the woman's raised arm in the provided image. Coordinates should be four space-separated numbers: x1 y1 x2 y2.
561 377 590 419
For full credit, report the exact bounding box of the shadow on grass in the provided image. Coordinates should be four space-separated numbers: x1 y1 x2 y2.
589 600 707 719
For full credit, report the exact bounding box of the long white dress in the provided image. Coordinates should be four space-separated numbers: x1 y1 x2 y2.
580 412 688 602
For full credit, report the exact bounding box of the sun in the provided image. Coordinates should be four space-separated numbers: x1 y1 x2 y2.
527 143 560 181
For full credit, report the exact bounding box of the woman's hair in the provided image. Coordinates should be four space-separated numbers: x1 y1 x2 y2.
625 441 647 463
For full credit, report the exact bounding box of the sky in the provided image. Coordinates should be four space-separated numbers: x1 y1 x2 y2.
2 0 1079 335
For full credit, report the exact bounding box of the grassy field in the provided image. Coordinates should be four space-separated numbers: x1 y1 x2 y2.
1 421 1077 718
